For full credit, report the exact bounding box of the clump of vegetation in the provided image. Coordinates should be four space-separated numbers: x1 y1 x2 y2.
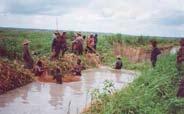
0 59 33 95
84 54 184 114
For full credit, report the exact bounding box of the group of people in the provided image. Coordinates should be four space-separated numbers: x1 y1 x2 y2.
50 31 67 60
50 31 98 60
22 31 98 84
72 32 98 55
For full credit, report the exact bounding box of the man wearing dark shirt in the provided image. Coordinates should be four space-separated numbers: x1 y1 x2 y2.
151 40 161 67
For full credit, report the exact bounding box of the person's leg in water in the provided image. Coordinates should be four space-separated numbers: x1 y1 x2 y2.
56 76 62 84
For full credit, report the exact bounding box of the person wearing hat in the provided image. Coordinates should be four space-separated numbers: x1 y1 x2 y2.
150 40 161 67
176 38 184 75
77 32 82 36
50 31 62 60
22 39 34 69
114 55 123 69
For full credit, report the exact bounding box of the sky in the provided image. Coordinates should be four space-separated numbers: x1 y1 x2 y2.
0 0 184 37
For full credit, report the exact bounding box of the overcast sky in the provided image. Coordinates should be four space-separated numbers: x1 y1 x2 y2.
0 0 184 37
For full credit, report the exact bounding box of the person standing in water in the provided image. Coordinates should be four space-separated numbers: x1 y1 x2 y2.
72 59 85 76
150 40 161 67
114 56 123 70
33 60 44 77
22 39 34 69
53 67 63 84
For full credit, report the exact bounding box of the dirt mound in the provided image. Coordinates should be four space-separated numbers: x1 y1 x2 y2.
39 53 101 74
84 53 101 67
34 53 101 83
0 60 33 95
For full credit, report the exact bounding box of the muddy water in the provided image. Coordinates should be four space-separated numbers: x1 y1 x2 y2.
170 46 179 55
0 67 136 114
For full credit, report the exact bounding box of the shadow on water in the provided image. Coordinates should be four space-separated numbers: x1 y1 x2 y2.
0 67 137 114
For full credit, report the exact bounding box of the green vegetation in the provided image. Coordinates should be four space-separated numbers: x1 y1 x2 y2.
0 28 183 113
0 28 178 60
84 54 184 114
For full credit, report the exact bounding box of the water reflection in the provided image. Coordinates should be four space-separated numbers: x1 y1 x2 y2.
0 67 136 114
49 84 65 110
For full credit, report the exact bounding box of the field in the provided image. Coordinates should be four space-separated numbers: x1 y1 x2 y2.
0 27 178 65
0 28 183 113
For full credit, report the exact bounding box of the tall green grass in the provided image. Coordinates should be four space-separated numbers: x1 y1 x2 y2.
0 30 53 59
85 54 184 114
0 29 178 60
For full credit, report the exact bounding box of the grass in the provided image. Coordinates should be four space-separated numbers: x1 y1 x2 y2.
0 28 183 113
84 54 184 114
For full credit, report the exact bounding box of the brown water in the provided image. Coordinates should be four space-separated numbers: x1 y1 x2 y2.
0 67 136 114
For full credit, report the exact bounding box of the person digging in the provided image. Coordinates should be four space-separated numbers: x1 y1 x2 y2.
33 60 44 77
71 59 85 76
